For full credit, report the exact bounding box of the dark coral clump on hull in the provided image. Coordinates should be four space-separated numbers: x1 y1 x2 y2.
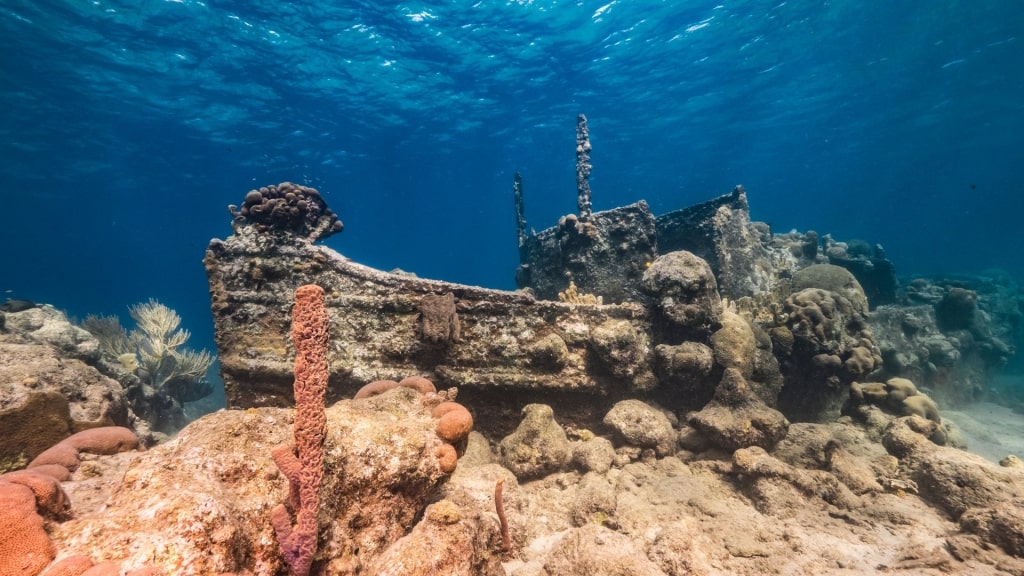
229 181 344 242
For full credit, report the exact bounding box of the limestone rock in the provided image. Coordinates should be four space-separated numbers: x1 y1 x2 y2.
824 439 884 494
732 446 860 511
0 335 128 471
915 445 1024 519
602 400 677 457
652 342 716 406
959 505 1024 557
3 306 100 362
542 524 667 576
571 437 615 474
51 387 455 575
688 368 789 451
569 472 617 527
365 499 506 576
588 320 656 391
499 404 572 480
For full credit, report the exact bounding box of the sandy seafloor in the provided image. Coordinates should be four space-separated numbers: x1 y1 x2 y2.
946 375 1024 464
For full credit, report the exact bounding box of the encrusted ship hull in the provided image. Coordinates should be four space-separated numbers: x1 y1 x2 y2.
204 226 659 435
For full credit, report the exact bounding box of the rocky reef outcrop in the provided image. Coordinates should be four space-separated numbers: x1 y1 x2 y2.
0 306 132 472
869 272 1021 405
48 387 479 575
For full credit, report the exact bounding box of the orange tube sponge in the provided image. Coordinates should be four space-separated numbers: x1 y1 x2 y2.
271 285 330 576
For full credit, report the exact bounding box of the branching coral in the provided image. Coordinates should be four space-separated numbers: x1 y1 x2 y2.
129 300 215 387
558 280 603 305
82 300 216 404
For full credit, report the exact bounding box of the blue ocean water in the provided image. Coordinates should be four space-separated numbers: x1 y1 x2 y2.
1 0 1022 356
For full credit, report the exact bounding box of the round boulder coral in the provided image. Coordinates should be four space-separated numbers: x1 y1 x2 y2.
229 181 343 242
710 310 756 379
641 251 722 333
793 264 869 315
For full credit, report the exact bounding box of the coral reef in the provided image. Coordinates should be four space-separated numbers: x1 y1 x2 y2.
641 250 722 338
821 235 898 308
774 287 881 420
792 264 869 315
0 481 55 576
46 388 469 575
9 113 1024 574
870 273 1021 404
197 178 1024 574
557 281 602 305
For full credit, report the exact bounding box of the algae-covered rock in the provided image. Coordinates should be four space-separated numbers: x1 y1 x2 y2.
652 342 716 405
571 436 616 474
688 368 789 451
603 399 677 457
588 319 656 390
641 250 721 335
499 404 572 480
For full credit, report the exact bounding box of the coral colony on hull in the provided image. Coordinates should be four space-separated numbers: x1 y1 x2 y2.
1 117 1023 575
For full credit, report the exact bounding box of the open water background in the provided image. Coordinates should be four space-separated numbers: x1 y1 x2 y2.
1 1 1021 358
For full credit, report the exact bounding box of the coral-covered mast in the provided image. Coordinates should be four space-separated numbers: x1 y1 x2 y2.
575 114 593 220
514 171 528 248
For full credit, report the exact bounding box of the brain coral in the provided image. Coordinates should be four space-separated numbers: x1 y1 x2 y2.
229 181 343 242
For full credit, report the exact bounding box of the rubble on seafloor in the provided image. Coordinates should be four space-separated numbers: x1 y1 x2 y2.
2 124 1023 574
